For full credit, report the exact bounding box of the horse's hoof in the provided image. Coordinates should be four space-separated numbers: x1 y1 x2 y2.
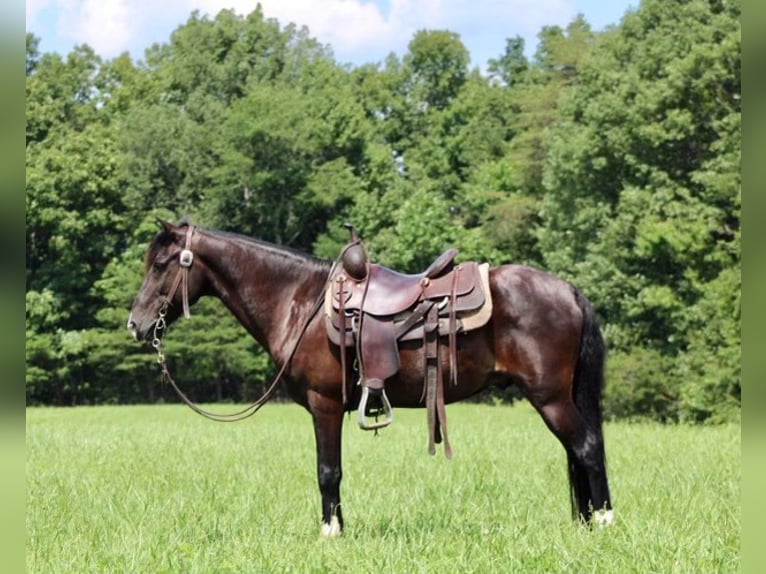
320 516 343 538
593 508 615 527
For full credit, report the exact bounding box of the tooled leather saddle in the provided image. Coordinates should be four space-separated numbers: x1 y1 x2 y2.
324 226 493 457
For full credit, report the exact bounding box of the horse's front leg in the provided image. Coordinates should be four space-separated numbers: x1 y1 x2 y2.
309 391 345 537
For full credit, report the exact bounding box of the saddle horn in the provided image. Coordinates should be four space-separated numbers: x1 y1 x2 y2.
341 223 368 281
343 222 360 242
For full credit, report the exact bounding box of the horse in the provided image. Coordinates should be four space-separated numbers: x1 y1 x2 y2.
127 220 614 536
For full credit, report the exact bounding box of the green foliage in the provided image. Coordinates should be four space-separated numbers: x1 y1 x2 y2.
405 30 470 110
26 123 128 323
604 347 678 422
205 67 368 245
675 265 741 423
25 2 740 423
487 35 528 87
539 0 740 422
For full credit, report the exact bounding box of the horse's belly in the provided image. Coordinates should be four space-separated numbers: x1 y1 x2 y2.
386 334 495 407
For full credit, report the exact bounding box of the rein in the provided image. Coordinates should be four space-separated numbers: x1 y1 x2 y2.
151 226 338 423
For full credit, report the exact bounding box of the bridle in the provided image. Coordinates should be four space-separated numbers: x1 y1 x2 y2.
150 225 333 423
162 224 195 319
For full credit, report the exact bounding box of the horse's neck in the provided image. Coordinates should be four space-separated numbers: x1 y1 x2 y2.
197 232 328 362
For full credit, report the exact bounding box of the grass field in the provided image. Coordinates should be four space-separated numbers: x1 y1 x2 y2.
27 402 740 573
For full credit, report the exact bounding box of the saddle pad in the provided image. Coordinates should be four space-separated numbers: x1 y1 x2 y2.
459 263 492 332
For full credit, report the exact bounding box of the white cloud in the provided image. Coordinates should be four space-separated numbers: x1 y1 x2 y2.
28 0 137 57
26 0 53 23
65 0 135 56
247 0 576 64
27 0 579 65
189 0 395 54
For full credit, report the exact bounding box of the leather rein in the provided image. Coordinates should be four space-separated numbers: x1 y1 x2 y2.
150 225 334 422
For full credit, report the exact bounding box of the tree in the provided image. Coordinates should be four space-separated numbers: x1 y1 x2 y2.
539 0 740 422
26 33 40 75
24 2 740 423
487 36 528 87
405 30 470 111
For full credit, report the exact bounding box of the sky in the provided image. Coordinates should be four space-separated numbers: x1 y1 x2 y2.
26 0 639 69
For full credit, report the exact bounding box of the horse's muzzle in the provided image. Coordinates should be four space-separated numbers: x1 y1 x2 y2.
127 314 139 340
127 313 167 344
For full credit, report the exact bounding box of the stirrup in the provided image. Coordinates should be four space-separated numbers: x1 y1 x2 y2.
357 386 393 430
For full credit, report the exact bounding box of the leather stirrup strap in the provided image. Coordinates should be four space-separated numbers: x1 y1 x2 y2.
337 274 348 407
425 306 439 455
422 305 452 458
449 265 460 386
395 300 433 339
435 354 452 458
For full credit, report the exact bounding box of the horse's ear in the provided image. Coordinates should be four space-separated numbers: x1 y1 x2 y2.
156 219 175 233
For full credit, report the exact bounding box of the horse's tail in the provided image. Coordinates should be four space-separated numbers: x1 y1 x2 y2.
568 288 608 521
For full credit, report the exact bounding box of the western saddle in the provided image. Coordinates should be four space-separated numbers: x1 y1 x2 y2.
324 226 492 457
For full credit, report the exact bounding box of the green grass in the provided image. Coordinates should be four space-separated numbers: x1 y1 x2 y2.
27 402 740 573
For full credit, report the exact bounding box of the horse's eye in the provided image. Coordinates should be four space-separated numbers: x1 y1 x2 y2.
152 258 169 272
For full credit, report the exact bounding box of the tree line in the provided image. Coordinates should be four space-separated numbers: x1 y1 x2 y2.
26 0 740 422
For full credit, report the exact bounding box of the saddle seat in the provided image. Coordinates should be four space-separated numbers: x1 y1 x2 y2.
351 248 457 316
362 248 458 314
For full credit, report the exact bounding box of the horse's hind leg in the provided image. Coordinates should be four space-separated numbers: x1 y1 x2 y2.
535 396 612 525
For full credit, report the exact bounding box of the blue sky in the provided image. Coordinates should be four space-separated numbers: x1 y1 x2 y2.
26 0 638 68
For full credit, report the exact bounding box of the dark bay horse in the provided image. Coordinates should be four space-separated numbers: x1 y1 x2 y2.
127 221 613 536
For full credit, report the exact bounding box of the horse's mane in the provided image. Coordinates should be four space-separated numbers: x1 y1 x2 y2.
215 229 332 272
145 219 332 273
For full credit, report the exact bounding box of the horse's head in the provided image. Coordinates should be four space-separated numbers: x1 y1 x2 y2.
127 220 207 342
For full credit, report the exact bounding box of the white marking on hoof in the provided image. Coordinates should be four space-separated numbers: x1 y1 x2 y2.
593 508 615 527
320 515 342 538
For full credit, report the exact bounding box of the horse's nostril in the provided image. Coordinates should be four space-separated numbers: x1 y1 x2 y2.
127 316 138 339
